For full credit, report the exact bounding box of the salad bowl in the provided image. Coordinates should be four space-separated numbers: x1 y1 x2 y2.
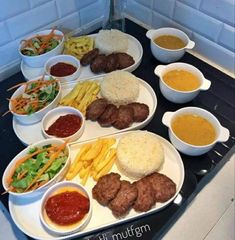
19 29 64 68
2 138 70 197
9 75 61 125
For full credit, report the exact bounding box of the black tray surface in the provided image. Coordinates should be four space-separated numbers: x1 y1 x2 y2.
0 19 234 240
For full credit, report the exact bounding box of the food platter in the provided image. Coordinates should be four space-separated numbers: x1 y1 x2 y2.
9 130 185 240
12 75 157 146
20 33 143 81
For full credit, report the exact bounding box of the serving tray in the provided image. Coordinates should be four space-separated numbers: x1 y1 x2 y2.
9 130 185 240
12 75 157 146
20 33 143 81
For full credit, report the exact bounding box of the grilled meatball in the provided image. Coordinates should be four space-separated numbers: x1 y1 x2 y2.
145 172 176 203
80 48 99 66
98 104 118 127
86 98 108 121
112 105 134 130
92 173 121 206
104 53 119 73
116 53 135 69
128 102 149 122
109 180 138 217
90 54 107 73
133 178 155 212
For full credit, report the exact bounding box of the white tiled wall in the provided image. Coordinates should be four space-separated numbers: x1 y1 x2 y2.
0 0 235 81
126 0 235 73
0 0 105 81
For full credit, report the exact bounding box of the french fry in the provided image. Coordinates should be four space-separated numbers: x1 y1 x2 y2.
81 139 103 161
66 143 91 180
81 164 93 185
93 156 116 181
66 161 83 180
95 149 116 173
66 137 117 185
93 138 116 168
59 80 100 114
64 36 94 60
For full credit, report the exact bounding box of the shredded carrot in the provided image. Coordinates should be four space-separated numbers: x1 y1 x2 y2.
7 82 27 91
17 170 27 180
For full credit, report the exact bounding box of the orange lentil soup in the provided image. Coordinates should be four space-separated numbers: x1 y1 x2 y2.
172 114 216 146
163 69 201 91
154 35 186 50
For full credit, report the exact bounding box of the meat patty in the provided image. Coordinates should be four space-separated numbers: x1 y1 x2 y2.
109 180 138 217
98 104 118 127
116 53 135 69
128 102 150 122
104 54 119 73
92 173 121 206
145 172 176 203
133 178 155 212
90 54 107 73
112 105 134 130
86 98 108 121
80 48 99 66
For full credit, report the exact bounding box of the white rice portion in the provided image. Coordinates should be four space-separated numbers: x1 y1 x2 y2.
117 131 164 179
95 29 128 54
100 70 139 105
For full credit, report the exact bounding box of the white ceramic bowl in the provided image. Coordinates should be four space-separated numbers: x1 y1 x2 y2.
2 138 70 197
40 181 92 235
19 29 64 68
42 106 85 142
162 107 230 156
44 54 81 82
154 62 211 103
146 28 195 63
9 76 62 125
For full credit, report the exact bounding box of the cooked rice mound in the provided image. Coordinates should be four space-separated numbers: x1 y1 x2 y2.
117 131 164 179
95 29 128 54
101 70 139 106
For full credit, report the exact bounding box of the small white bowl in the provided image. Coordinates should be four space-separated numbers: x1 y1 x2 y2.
40 181 92 235
19 29 64 68
44 55 81 82
154 62 211 104
162 107 230 156
146 28 195 63
9 76 62 125
2 138 70 197
42 106 85 142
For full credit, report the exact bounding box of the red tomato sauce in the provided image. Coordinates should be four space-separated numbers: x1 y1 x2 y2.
50 62 77 77
45 191 90 225
46 114 82 138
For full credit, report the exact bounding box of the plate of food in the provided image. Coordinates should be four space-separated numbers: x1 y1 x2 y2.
12 71 157 145
8 130 185 240
21 29 143 81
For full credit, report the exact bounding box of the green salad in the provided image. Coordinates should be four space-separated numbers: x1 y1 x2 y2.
21 29 62 56
8 144 68 193
11 77 59 115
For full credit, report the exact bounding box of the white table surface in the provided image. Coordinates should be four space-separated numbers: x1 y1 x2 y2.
163 154 235 240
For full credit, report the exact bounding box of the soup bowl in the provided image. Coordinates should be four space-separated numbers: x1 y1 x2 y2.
162 107 229 156
146 28 195 63
154 62 211 104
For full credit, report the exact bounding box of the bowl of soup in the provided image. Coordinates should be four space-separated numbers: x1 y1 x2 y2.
154 62 211 103
146 28 195 63
162 107 230 156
